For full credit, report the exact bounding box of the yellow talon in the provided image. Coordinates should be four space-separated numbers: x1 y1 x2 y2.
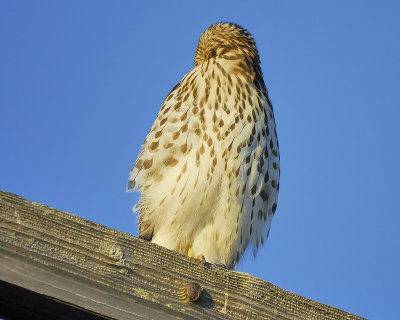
195 254 206 263
187 247 206 264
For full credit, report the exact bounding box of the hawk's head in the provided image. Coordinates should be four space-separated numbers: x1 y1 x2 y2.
194 23 260 69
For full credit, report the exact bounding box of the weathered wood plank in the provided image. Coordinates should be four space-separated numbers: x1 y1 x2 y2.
0 191 365 319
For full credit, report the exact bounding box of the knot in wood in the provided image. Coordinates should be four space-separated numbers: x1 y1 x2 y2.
184 282 203 302
109 244 126 265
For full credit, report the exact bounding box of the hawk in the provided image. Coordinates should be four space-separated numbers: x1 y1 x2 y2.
127 23 280 269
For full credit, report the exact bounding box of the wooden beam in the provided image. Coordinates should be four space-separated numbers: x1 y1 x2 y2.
0 191 364 319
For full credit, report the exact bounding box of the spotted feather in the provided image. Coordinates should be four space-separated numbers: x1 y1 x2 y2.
127 23 280 269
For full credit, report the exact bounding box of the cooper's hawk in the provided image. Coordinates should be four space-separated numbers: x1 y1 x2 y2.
127 23 280 269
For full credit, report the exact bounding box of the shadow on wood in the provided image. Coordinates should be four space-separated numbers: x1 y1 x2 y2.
0 191 364 319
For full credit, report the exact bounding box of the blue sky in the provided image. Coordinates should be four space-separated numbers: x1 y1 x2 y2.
1 1 399 319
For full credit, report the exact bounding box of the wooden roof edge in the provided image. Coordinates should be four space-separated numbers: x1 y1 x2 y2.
0 190 365 320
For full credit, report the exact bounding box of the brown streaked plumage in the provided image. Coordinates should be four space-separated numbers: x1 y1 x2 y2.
127 23 280 269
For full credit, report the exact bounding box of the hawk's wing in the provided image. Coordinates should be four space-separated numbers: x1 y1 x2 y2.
127 68 204 239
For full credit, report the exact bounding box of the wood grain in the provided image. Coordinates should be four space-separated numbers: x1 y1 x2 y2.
0 190 365 319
